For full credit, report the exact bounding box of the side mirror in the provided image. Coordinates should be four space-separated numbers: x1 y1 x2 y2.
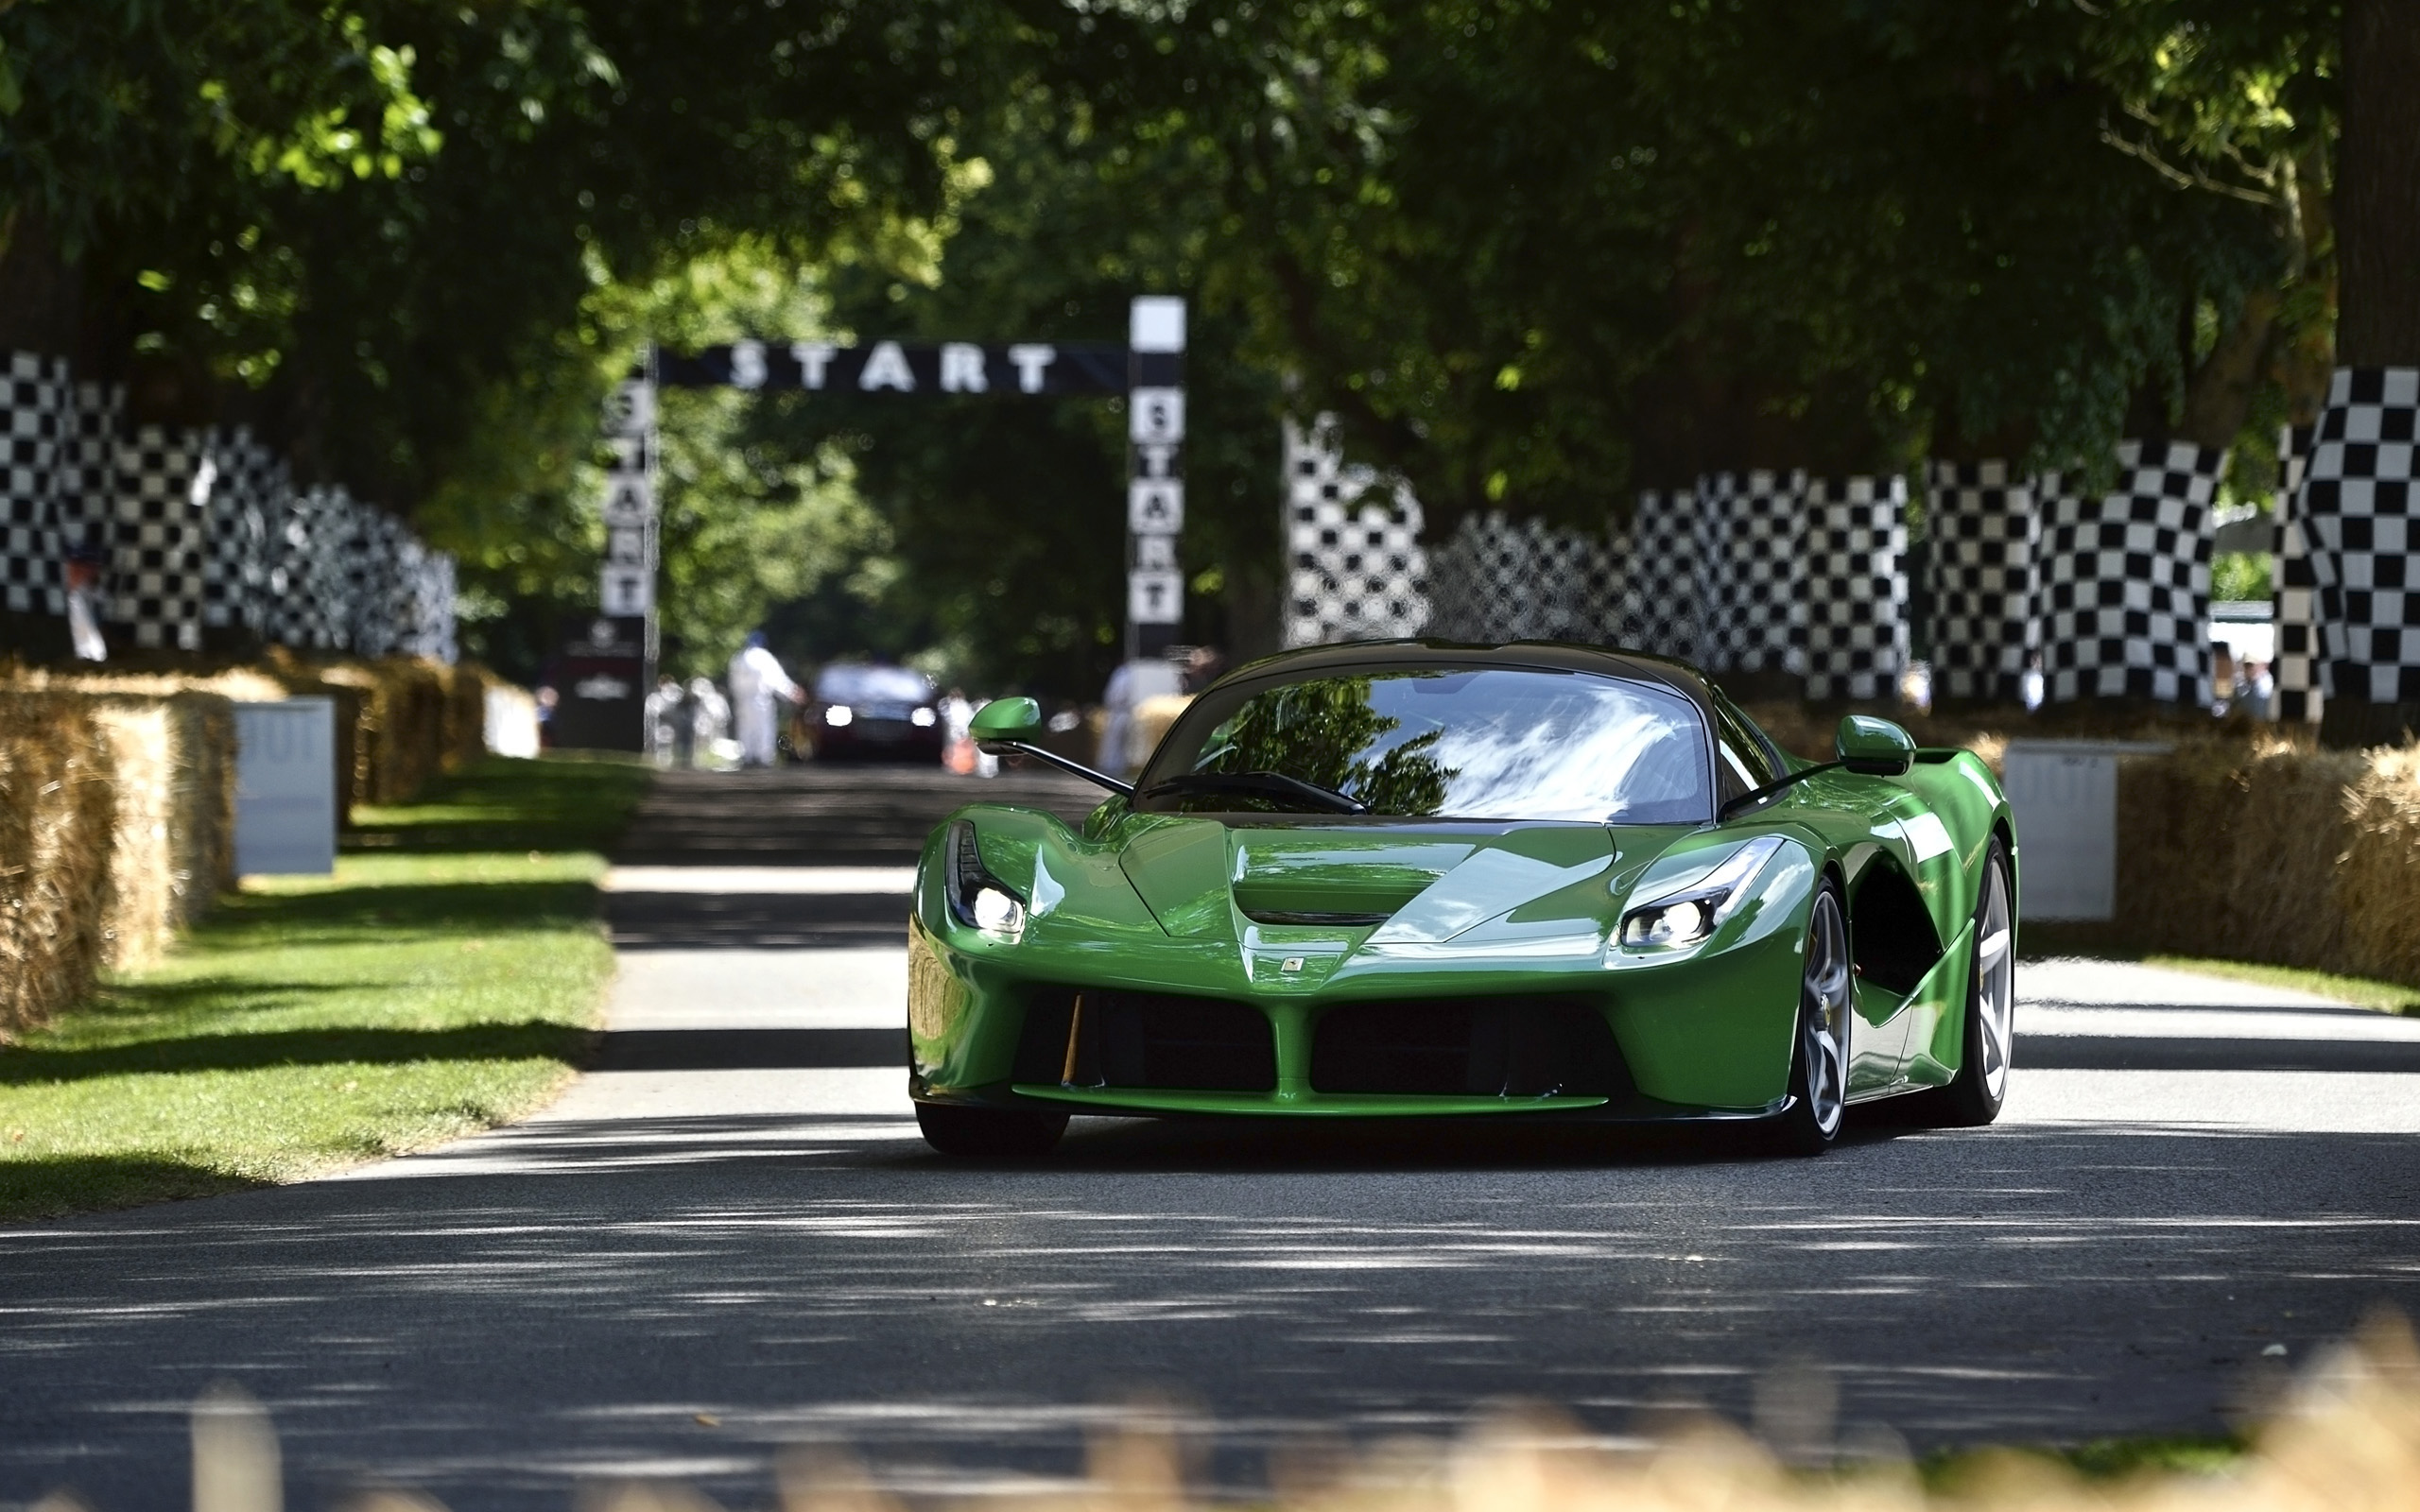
970 696 1044 745
1835 714 1914 777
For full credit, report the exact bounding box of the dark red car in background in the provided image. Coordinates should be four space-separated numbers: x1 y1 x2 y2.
800 662 945 763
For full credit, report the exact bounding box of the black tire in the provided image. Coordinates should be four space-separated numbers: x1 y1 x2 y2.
1769 882 1852 1157
915 1102 1069 1159
1910 837 2015 1126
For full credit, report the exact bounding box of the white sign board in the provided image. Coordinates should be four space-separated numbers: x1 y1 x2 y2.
600 565 654 616
1128 569 1183 624
2001 740 2167 920
1129 480 1184 533
233 699 337 876
1129 387 1185 442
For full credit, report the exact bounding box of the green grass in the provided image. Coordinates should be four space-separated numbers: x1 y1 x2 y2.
2137 955 2420 1016
2020 927 2420 1017
0 755 655 1222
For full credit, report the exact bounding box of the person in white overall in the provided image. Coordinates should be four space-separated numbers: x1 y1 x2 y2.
726 632 803 768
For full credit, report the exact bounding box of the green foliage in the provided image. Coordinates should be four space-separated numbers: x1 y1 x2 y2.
2212 551 2273 603
0 0 2350 683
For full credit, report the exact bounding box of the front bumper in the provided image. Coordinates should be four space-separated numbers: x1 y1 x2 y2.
905 909 1809 1123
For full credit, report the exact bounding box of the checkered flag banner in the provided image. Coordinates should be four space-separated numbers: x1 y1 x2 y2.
1803 474 1910 701
200 427 284 638
397 541 458 662
1282 415 1429 647
65 380 121 563
2299 367 2420 706
2271 424 2323 724
107 424 213 651
1700 471 1806 676
1 352 72 616
348 507 408 657
273 486 354 650
1425 511 1623 644
1621 487 1702 660
2035 440 2221 706
1926 460 2040 703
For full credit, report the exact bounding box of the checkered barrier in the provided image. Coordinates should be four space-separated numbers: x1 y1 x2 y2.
1282 416 1429 647
1425 511 1623 644
1802 474 1910 701
0 355 456 661
1 352 71 615
200 428 284 638
1700 471 1806 675
1621 487 1703 660
2299 367 2420 706
64 381 122 563
2035 440 2221 706
269 486 352 650
348 507 405 656
1925 460 2040 703
107 426 213 651
2271 424 2323 724
396 541 458 662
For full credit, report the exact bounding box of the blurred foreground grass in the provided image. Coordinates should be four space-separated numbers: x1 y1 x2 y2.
0 755 653 1221
141 1316 2414 1512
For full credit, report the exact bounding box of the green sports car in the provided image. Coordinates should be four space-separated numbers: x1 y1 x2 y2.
908 642 2016 1158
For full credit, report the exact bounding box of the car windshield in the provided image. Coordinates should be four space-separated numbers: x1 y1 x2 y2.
1139 666 1712 823
817 665 931 706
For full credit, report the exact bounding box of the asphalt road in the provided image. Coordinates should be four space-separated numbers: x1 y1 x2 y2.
4 764 2417 1512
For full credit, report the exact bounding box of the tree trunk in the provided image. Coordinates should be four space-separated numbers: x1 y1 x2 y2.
2180 289 2279 450
2338 0 2420 367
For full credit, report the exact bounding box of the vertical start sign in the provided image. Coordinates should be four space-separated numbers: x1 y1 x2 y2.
556 362 657 751
1128 297 1186 658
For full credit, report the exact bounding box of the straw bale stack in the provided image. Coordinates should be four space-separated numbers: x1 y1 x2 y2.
291 658 488 810
84 693 237 970
2338 746 2420 986
0 694 117 1035
2111 739 2368 971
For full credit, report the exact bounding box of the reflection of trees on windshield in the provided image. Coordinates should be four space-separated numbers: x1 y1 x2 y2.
1199 677 1457 815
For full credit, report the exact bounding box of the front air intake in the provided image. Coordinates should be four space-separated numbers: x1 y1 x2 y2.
1309 998 1630 1098
1015 988 1277 1092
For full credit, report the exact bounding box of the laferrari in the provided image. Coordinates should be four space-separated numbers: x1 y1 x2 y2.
907 642 2016 1157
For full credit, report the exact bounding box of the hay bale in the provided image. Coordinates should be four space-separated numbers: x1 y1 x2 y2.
301 658 458 807
0 694 116 1035
83 692 237 971
90 700 177 970
2338 746 2420 987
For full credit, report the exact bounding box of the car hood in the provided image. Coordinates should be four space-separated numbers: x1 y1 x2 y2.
1108 816 1695 952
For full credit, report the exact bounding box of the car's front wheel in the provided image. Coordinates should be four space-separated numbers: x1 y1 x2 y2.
1769 883 1851 1157
915 1102 1069 1159
1912 836 2014 1126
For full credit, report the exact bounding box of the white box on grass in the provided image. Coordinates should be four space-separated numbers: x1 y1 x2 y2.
233 698 337 876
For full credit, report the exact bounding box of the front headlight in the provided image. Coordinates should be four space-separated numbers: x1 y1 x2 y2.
1617 834 1785 951
824 705 855 727
944 819 1027 941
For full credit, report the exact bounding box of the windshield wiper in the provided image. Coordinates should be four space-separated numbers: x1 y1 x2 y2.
1139 770 1369 815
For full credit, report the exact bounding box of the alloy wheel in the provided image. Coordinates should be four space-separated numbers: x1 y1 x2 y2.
1800 890 1851 1138
1973 858 2014 1101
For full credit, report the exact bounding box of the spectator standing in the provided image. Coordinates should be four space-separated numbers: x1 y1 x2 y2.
727 632 804 768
